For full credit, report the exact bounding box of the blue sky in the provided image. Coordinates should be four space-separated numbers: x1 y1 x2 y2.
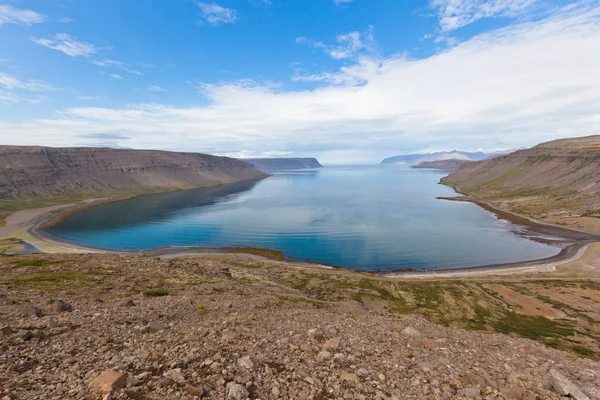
1 0 599 163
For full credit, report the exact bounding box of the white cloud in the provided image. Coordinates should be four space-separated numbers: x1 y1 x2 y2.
0 4 44 26
90 59 141 75
296 26 375 60
77 96 104 100
110 74 123 80
148 85 165 92
32 33 100 57
197 2 238 25
2 3 600 163
0 72 56 104
431 0 539 31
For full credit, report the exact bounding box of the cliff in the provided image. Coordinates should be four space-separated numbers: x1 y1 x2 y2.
0 146 267 201
443 135 600 232
412 159 473 170
245 158 323 171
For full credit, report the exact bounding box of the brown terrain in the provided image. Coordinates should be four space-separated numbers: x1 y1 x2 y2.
0 146 266 214
0 252 599 400
245 158 323 171
443 136 600 233
412 159 473 170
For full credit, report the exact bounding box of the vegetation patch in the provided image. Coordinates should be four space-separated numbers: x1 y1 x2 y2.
143 289 170 297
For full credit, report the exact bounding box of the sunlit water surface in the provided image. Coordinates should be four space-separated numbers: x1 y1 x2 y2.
45 166 561 271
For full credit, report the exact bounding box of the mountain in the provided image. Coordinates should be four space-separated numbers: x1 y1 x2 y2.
381 150 489 165
245 157 323 171
0 146 267 200
442 135 600 233
412 159 473 170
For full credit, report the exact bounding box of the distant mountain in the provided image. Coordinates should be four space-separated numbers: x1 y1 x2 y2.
0 146 266 200
381 151 490 165
245 158 323 171
411 159 473 170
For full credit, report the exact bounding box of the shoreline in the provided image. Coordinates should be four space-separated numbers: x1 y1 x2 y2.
3 180 599 278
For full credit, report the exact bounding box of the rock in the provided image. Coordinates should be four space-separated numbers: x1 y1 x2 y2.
317 350 331 359
401 327 420 337
457 387 482 399
140 321 162 334
237 355 254 370
19 330 33 341
102 393 112 400
500 386 526 399
168 369 185 384
23 305 43 318
48 318 59 329
226 382 249 399
1 325 13 335
53 299 72 312
340 372 359 383
124 299 136 307
323 336 342 350
550 369 590 400
582 387 600 400
89 370 127 394
461 373 487 387
183 385 203 397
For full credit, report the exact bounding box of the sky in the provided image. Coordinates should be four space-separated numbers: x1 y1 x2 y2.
0 0 599 164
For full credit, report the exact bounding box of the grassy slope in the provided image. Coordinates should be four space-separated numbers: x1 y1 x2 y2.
442 136 600 232
2 252 599 361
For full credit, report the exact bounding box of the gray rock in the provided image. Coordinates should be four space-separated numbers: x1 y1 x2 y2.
457 387 482 399
401 327 420 337
550 369 590 400
53 300 72 312
226 382 249 399
582 387 600 400
237 356 254 370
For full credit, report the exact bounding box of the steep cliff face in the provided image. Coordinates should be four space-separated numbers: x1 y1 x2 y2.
0 146 267 200
443 136 600 232
245 158 323 171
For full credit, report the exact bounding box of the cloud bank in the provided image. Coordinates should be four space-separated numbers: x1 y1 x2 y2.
2 3 600 163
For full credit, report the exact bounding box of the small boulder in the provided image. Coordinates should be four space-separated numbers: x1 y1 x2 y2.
237 356 254 370
1 325 13 335
340 372 359 383
500 386 526 399
456 387 481 399
124 299 136 307
183 385 203 397
226 382 249 399
461 373 487 387
89 370 127 394
53 299 72 312
550 369 590 400
401 327 420 337
22 305 43 318
323 337 342 350
582 387 600 400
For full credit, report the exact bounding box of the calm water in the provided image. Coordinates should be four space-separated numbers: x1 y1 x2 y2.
45 166 562 271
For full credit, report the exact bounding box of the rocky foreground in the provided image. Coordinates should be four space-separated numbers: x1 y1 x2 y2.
0 253 599 400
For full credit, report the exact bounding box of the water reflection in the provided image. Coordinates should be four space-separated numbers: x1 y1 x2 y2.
46 166 562 271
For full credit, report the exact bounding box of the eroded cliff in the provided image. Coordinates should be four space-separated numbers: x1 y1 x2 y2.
0 146 266 200
443 135 600 232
